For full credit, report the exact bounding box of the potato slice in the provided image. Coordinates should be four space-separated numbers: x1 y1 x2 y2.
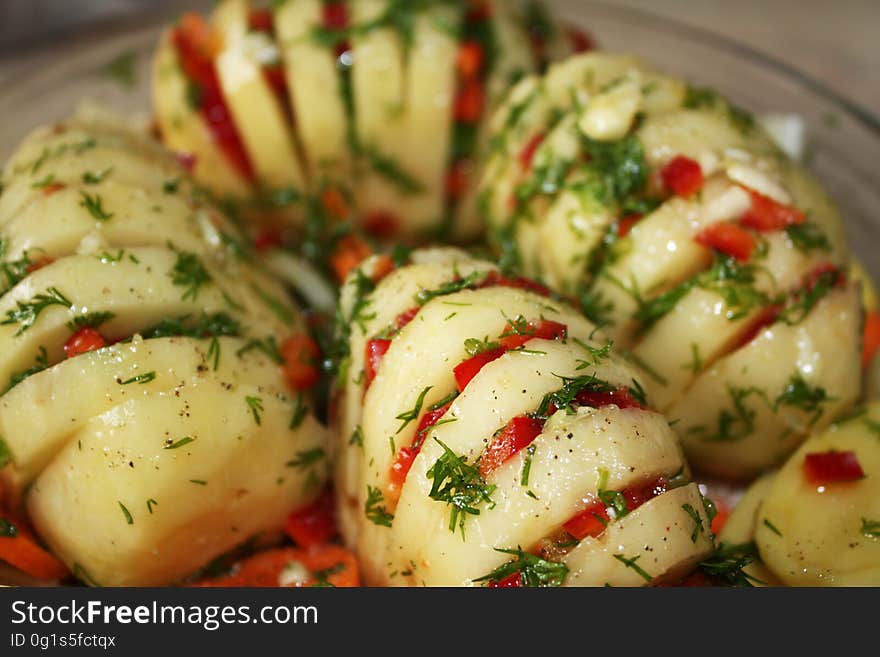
673 286 861 479
2 183 221 261
0 247 291 390
755 402 880 586
0 125 186 222
392 5 460 234
564 484 714 586
392 405 687 586
213 0 306 194
152 31 253 200
26 381 327 586
0 336 287 486
275 0 350 178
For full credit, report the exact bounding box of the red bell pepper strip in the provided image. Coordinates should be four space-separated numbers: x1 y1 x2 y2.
739 188 805 232
64 327 106 359
280 333 321 391
479 415 545 478
661 156 704 197
695 222 756 262
803 450 865 485
863 311 880 368
284 489 337 548
453 347 506 391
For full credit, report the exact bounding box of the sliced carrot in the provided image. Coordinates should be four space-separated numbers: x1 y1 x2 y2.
863 311 880 368
330 235 373 283
193 545 360 588
0 515 69 581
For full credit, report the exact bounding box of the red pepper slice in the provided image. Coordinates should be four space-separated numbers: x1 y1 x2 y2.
388 401 453 495
456 41 484 79
453 347 506 391
574 387 644 411
498 319 567 350
395 307 420 330
446 159 471 200
617 213 643 237
487 572 523 588
563 500 609 540
479 415 545 478
661 156 704 197
736 304 782 348
280 333 321 391
563 476 666 540
284 489 337 548
64 327 106 358
322 2 348 30
863 311 880 368
695 222 756 262
247 9 273 33
739 189 806 232
172 14 254 181
363 211 399 239
330 235 373 284
465 1 492 23
567 27 595 53
803 262 845 292
454 80 485 124
518 133 546 172
253 228 284 252
804 450 864 484
480 271 551 297
364 338 392 390
41 182 66 196
370 255 396 284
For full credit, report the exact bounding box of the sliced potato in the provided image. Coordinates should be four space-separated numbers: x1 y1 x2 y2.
213 0 306 195
754 402 880 586
0 336 287 486
152 31 253 200
673 286 861 479
27 381 327 586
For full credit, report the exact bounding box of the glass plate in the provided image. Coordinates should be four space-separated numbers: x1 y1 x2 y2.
0 0 875 583
0 0 876 274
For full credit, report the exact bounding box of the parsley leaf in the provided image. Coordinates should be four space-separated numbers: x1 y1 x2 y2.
426 438 496 537
79 191 113 221
365 485 394 527
1 287 72 335
473 547 568 587
168 248 211 302
395 386 432 434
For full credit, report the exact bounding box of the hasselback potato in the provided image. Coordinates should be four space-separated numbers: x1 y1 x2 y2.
333 249 715 586
479 52 863 478
0 111 328 585
152 0 586 240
